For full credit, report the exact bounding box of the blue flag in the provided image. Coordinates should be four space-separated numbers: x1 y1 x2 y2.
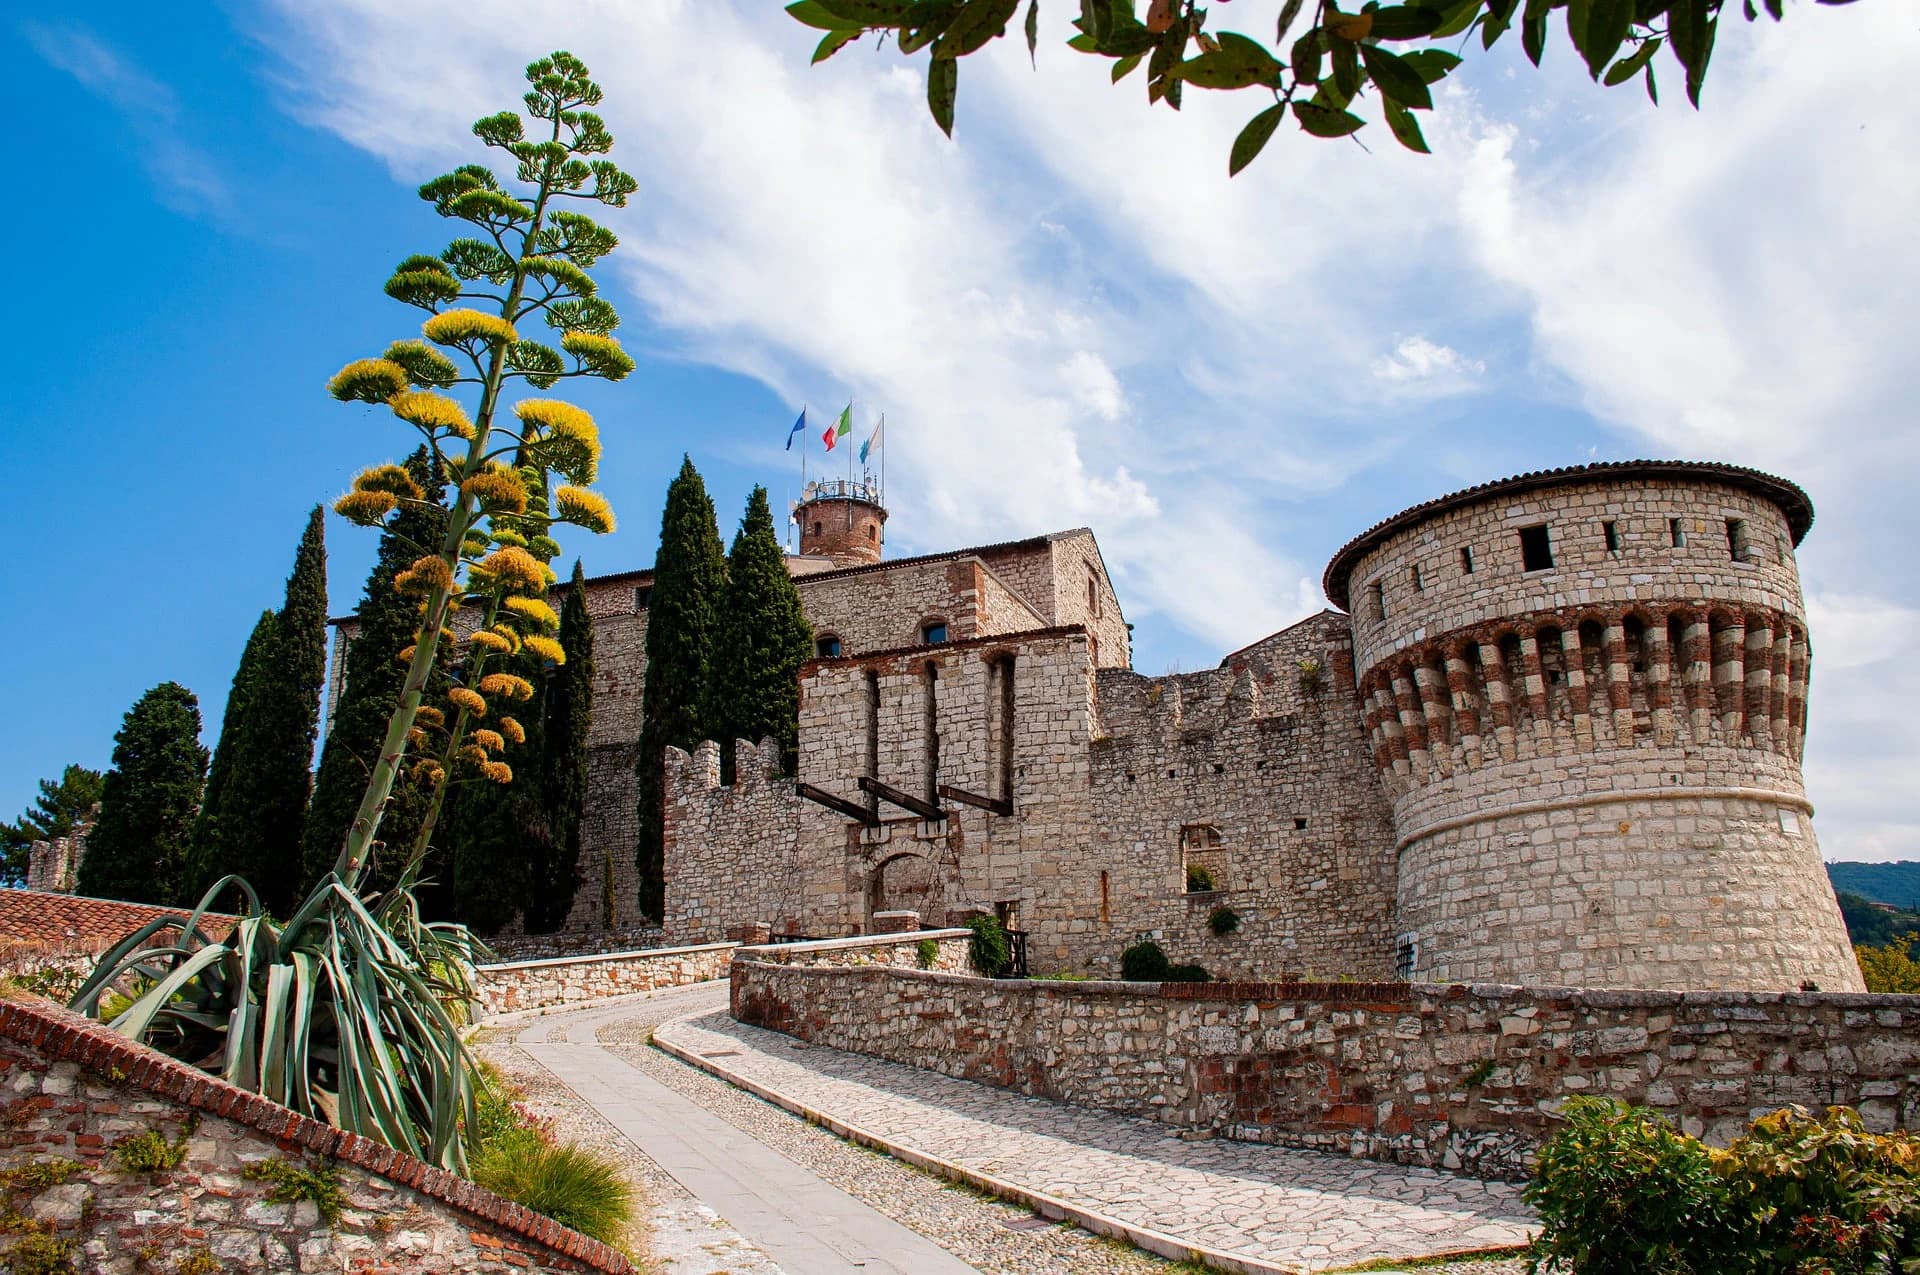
785 407 807 450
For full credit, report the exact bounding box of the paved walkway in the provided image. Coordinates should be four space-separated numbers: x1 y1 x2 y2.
652 1007 1535 1273
512 988 980 1275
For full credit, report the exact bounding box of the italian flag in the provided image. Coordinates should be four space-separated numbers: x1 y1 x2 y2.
823 403 851 451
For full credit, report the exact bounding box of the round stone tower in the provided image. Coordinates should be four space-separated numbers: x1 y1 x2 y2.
795 478 887 566
1323 461 1862 993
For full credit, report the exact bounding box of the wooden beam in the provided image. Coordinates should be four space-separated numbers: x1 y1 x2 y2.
794 782 879 826
858 776 945 822
938 783 1013 818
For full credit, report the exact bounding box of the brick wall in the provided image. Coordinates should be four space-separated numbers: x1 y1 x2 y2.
729 957 1920 1183
477 941 734 1015
0 997 631 1274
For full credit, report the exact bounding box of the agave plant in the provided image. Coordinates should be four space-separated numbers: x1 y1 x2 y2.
71 51 633 1172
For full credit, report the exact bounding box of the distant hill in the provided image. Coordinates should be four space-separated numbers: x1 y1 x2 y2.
1827 862 1920 911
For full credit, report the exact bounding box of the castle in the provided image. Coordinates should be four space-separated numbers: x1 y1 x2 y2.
327 460 1863 993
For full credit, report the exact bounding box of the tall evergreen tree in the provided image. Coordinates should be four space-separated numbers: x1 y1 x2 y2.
635 457 726 919
524 559 595 933
1 764 105 887
76 683 208 905
704 487 813 782
190 609 275 896
302 450 447 897
198 507 329 915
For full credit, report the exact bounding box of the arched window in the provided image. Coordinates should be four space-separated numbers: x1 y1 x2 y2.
866 524 877 541
815 634 843 659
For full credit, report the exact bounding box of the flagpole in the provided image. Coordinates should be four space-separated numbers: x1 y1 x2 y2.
847 399 854 530
879 413 886 510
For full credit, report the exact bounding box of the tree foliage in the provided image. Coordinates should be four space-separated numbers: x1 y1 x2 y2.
303 449 449 899
74 683 208 905
1 764 104 887
525 559 595 933
790 0 1854 172
191 609 275 894
1856 931 1920 995
81 51 634 1173
195 507 329 915
636 457 726 919
704 487 813 782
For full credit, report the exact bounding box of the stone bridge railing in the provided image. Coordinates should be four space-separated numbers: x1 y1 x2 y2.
728 958 1920 1181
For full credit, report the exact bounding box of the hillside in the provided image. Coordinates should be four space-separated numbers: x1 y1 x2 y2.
1827 862 1920 911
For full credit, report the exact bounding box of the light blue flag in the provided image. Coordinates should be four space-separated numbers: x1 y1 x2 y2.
785 407 807 450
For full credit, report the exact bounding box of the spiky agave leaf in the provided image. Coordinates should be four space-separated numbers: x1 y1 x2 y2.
69 874 483 1173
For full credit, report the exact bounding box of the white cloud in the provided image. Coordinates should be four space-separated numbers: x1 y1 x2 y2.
23 23 228 214
255 1 1920 854
1372 335 1487 386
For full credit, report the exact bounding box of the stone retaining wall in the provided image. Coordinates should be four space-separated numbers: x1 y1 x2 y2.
740 929 973 973
0 995 630 1273
729 958 1920 1181
477 941 735 1015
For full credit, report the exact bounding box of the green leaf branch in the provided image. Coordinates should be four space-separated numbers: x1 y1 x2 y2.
787 0 1857 172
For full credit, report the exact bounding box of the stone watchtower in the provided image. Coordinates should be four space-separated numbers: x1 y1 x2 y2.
795 478 887 566
1324 461 1863 993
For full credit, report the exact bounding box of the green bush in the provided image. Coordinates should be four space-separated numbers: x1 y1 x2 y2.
1120 940 1170 981
965 915 1012 976
111 1128 188 1173
1185 864 1216 893
471 1136 634 1246
1525 1097 1920 1274
1207 905 1240 936
915 937 939 969
1165 963 1210 982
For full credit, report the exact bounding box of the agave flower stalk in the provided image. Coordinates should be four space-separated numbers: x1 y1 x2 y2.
76 52 632 1171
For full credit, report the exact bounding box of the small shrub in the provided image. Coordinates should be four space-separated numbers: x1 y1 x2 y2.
1120 940 1170 981
112 1128 189 1173
1524 1097 1920 1275
1206 905 1240 936
1185 864 1216 893
1297 657 1325 693
174 1250 222 1275
4 1229 77 1275
471 1137 633 1245
1856 931 1920 993
0 1159 81 1194
965 915 1012 977
243 1157 346 1224
915 937 939 969
1165 963 1210 982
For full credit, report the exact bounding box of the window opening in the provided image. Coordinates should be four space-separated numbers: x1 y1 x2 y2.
1603 520 1621 553
922 661 940 804
864 670 880 816
1726 518 1749 562
1369 580 1386 623
1099 871 1110 923
994 656 1016 802
921 620 948 645
1519 524 1554 572
1395 933 1418 981
815 634 842 659
1460 546 1476 575
1410 564 1424 591
812 521 822 537
1293 816 1309 831
634 585 652 609
1669 517 1686 548
867 524 876 541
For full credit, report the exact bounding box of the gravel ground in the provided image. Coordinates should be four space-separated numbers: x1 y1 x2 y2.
477 988 1533 1275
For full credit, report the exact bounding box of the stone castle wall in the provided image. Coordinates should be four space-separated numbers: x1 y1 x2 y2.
665 617 1397 979
476 941 734 1015
0 997 630 1274
730 955 1920 1182
1333 471 1857 992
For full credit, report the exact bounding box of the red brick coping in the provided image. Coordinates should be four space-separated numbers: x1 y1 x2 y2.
0 994 634 1274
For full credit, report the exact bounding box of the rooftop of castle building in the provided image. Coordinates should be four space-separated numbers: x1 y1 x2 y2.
1321 460 1816 611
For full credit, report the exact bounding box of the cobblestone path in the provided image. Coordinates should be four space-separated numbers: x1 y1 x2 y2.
653 1007 1535 1273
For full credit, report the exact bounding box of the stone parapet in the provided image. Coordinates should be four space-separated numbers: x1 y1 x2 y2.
0 996 632 1273
476 941 735 1015
730 956 1920 1182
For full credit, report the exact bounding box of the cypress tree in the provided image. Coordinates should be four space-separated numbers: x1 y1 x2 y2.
635 457 726 920
198 507 329 915
76 683 208 905
302 450 446 896
524 560 594 933
190 609 275 898
704 487 813 782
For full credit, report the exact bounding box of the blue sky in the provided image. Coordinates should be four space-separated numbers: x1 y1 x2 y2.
3 1 1915 860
